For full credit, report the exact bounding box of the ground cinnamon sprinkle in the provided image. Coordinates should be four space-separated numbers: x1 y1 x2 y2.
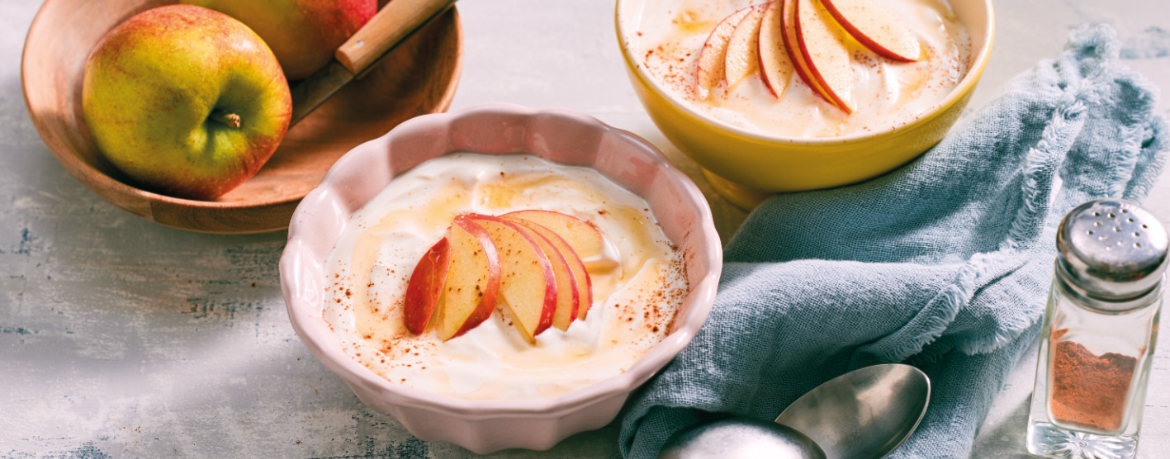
1049 329 1138 432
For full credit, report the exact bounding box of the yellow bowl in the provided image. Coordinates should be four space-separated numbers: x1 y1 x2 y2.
615 0 995 209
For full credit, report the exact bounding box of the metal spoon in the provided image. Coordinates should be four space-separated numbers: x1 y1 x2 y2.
775 364 930 459
657 364 930 459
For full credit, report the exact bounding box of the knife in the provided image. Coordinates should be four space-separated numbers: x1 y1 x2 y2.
289 0 458 126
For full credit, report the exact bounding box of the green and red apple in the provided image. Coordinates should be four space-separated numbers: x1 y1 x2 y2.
81 5 292 200
182 0 377 80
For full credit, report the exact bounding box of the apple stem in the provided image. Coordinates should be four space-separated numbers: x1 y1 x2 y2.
211 110 241 128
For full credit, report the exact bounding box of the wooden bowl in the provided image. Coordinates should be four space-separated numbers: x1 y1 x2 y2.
21 0 462 234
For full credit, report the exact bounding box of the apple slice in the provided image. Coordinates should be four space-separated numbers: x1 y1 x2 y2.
510 220 579 331
506 216 594 324
757 1 794 98
821 0 921 62
403 237 451 335
533 222 594 321
465 215 557 342
502 210 604 260
694 6 754 99
795 0 856 113
781 0 828 103
435 220 501 341
724 4 768 88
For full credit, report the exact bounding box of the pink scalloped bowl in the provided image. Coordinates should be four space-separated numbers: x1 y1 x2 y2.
278 104 721 453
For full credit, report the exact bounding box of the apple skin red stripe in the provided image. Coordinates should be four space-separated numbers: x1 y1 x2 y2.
402 237 451 335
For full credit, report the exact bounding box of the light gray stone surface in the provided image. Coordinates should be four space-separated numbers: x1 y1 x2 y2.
2 0 1169 457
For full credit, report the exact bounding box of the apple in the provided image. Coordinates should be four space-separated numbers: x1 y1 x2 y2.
506 218 581 330
795 0 856 113
724 3 768 88
502 210 604 260
182 0 377 80
694 6 754 99
757 1 795 98
433 219 502 341
821 0 921 62
81 5 291 200
507 217 595 321
466 215 557 343
402 237 451 335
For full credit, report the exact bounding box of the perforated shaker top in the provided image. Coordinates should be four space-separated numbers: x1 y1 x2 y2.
1057 199 1168 304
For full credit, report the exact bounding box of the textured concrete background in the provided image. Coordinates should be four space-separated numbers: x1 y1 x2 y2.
2 0 1169 457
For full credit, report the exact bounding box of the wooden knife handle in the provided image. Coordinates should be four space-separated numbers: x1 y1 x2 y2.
335 0 454 75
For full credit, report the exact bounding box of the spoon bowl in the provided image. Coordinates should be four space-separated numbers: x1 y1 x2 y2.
659 418 827 459
775 364 931 459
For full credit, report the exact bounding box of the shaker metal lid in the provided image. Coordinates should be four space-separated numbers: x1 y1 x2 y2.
1058 199 1168 301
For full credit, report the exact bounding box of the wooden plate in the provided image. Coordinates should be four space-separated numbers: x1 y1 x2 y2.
21 0 462 234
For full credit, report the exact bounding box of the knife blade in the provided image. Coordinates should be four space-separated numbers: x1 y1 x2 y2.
289 0 458 126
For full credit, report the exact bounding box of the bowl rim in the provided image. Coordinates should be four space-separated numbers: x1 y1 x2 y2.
614 0 996 146
280 103 723 416
20 0 464 234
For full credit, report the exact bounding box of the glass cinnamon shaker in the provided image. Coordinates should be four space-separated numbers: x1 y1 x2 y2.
1027 199 1167 459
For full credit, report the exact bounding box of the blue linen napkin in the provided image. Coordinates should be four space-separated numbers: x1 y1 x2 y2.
620 24 1168 459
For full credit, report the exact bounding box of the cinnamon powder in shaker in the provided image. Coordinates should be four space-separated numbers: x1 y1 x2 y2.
1049 329 1138 432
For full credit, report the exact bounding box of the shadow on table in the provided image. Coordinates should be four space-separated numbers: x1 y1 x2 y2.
971 393 1033 458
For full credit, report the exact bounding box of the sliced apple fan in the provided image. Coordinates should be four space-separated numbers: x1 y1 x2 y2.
402 211 599 343
695 0 920 113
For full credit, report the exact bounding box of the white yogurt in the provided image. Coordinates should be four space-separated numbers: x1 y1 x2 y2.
322 153 688 400
626 0 971 138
